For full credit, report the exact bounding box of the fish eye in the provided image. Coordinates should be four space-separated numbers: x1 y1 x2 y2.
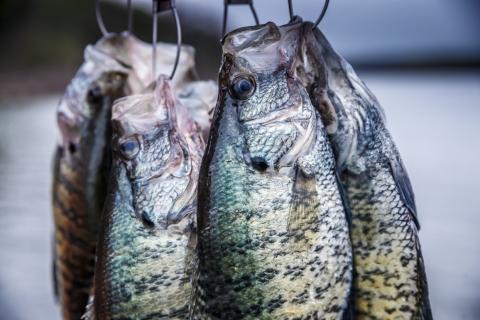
119 138 140 160
87 84 103 104
229 75 256 100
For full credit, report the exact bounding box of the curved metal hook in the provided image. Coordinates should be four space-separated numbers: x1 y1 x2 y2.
222 0 260 37
288 0 330 29
95 0 134 36
152 0 182 80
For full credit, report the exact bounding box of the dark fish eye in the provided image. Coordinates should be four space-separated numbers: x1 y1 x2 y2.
230 75 256 100
68 143 77 154
87 84 103 104
119 138 140 160
141 211 155 228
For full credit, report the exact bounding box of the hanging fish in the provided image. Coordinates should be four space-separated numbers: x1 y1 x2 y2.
51 33 197 320
301 22 432 319
90 76 208 319
192 20 352 320
52 45 130 320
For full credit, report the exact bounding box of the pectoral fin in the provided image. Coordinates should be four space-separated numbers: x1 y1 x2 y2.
388 153 419 229
287 166 319 244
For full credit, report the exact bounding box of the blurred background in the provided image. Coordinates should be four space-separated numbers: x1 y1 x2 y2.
0 0 479 319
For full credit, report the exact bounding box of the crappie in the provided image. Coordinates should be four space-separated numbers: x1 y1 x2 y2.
193 21 352 320
92 76 206 319
301 23 432 319
52 33 197 320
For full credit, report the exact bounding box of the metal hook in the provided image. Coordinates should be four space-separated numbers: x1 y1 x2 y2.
152 0 182 81
95 0 134 36
222 0 260 37
288 0 330 29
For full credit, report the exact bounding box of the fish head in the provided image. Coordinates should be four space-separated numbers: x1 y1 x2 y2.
218 20 317 173
111 76 202 230
56 46 130 164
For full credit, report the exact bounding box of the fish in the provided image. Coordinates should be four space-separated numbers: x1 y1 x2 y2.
192 20 353 320
91 76 206 319
52 33 197 320
300 22 432 319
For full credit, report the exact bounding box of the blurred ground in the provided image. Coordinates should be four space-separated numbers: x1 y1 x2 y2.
0 71 479 319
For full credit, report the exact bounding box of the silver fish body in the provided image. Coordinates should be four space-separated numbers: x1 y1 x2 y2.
301 23 432 319
92 76 206 320
193 21 352 320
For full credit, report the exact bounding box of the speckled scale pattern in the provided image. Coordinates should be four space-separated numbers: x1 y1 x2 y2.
53 155 97 320
95 165 194 320
344 122 427 319
302 24 431 319
194 65 352 319
244 123 297 167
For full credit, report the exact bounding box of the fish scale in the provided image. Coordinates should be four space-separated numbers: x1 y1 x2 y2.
245 124 297 165
239 72 291 122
